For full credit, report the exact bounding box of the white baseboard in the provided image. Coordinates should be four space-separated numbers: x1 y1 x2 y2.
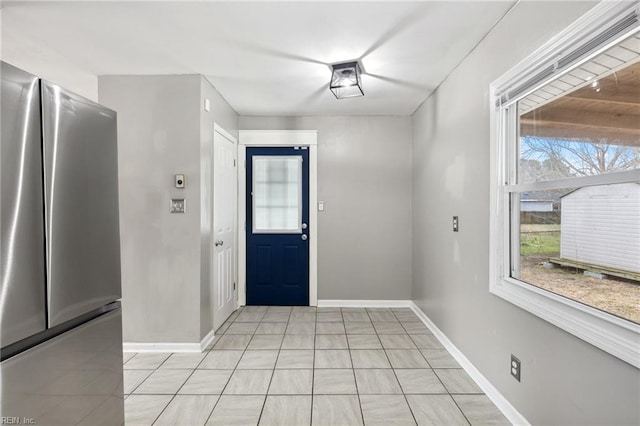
124 329 217 353
200 328 216 351
123 342 201 353
409 302 529 426
317 299 413 308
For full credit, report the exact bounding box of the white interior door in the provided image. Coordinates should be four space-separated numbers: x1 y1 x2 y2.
213 126 237 330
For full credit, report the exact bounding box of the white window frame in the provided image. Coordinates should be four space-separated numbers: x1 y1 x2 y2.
251 155 303 234
489 2 640 369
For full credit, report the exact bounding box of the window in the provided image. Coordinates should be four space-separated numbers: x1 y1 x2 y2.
252 156 302 233
490 2 640 367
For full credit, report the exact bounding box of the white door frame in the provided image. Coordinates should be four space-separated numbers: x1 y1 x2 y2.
238 130 318 307
213 123 238 321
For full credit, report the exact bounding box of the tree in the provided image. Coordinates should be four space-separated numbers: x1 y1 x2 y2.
519 157 569 183
520 137 640 181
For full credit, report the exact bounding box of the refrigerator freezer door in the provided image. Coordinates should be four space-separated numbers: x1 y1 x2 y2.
41 81 122 327
0 306 124 425
0 62 47 347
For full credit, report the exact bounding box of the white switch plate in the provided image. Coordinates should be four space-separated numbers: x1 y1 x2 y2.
204 99 211 112
171 198 186 213
318 201 324 211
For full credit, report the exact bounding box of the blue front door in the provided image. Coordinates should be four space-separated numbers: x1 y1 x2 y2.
246 147 309 306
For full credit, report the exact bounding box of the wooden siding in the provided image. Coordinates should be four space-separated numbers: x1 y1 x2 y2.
519 33 640 147
560 183 640 274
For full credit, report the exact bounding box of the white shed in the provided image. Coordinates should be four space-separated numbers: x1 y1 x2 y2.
521 199 554 212
560 183 640 274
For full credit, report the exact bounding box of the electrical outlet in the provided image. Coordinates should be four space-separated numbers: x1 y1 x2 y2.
453 216 459 232
511 354 521 382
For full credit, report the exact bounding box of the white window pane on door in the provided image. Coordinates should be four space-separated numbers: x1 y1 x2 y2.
253 156 302 233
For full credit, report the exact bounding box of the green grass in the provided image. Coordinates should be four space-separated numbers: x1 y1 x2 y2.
520 229 560 256
520 224 560 233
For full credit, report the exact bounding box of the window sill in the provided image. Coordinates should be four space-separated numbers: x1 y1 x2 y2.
490 277 640 369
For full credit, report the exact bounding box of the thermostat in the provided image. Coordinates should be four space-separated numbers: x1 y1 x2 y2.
175 174 185 188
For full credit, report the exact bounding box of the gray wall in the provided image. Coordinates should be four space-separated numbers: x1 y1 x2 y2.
240 116 412 300
199 77 239 340
410 1 640 425
99 74 238 344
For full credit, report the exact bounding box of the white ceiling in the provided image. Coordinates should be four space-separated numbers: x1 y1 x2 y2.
1 1 516 116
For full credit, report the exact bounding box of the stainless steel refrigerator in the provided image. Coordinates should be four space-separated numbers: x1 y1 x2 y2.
1 62 124 424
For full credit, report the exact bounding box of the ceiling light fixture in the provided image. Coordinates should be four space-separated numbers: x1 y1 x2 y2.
330 61 364 99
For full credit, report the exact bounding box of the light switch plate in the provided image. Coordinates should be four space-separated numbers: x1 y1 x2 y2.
318 201 325 211
171 198 186 213
453 216 459 232
204 99 211 112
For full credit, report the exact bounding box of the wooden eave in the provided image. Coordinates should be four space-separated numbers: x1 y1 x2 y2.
520 61 640 147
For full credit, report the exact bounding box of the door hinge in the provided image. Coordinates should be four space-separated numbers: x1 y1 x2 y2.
233 159 236 167
234 282 236 290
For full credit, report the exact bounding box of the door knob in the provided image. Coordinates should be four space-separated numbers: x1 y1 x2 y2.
302 223 308 230
301 234 308 241
215 240 224 247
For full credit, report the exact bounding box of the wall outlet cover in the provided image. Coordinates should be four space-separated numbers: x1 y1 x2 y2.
510 354 521 382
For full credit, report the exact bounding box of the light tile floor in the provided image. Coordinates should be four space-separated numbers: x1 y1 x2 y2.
124 306 510 425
